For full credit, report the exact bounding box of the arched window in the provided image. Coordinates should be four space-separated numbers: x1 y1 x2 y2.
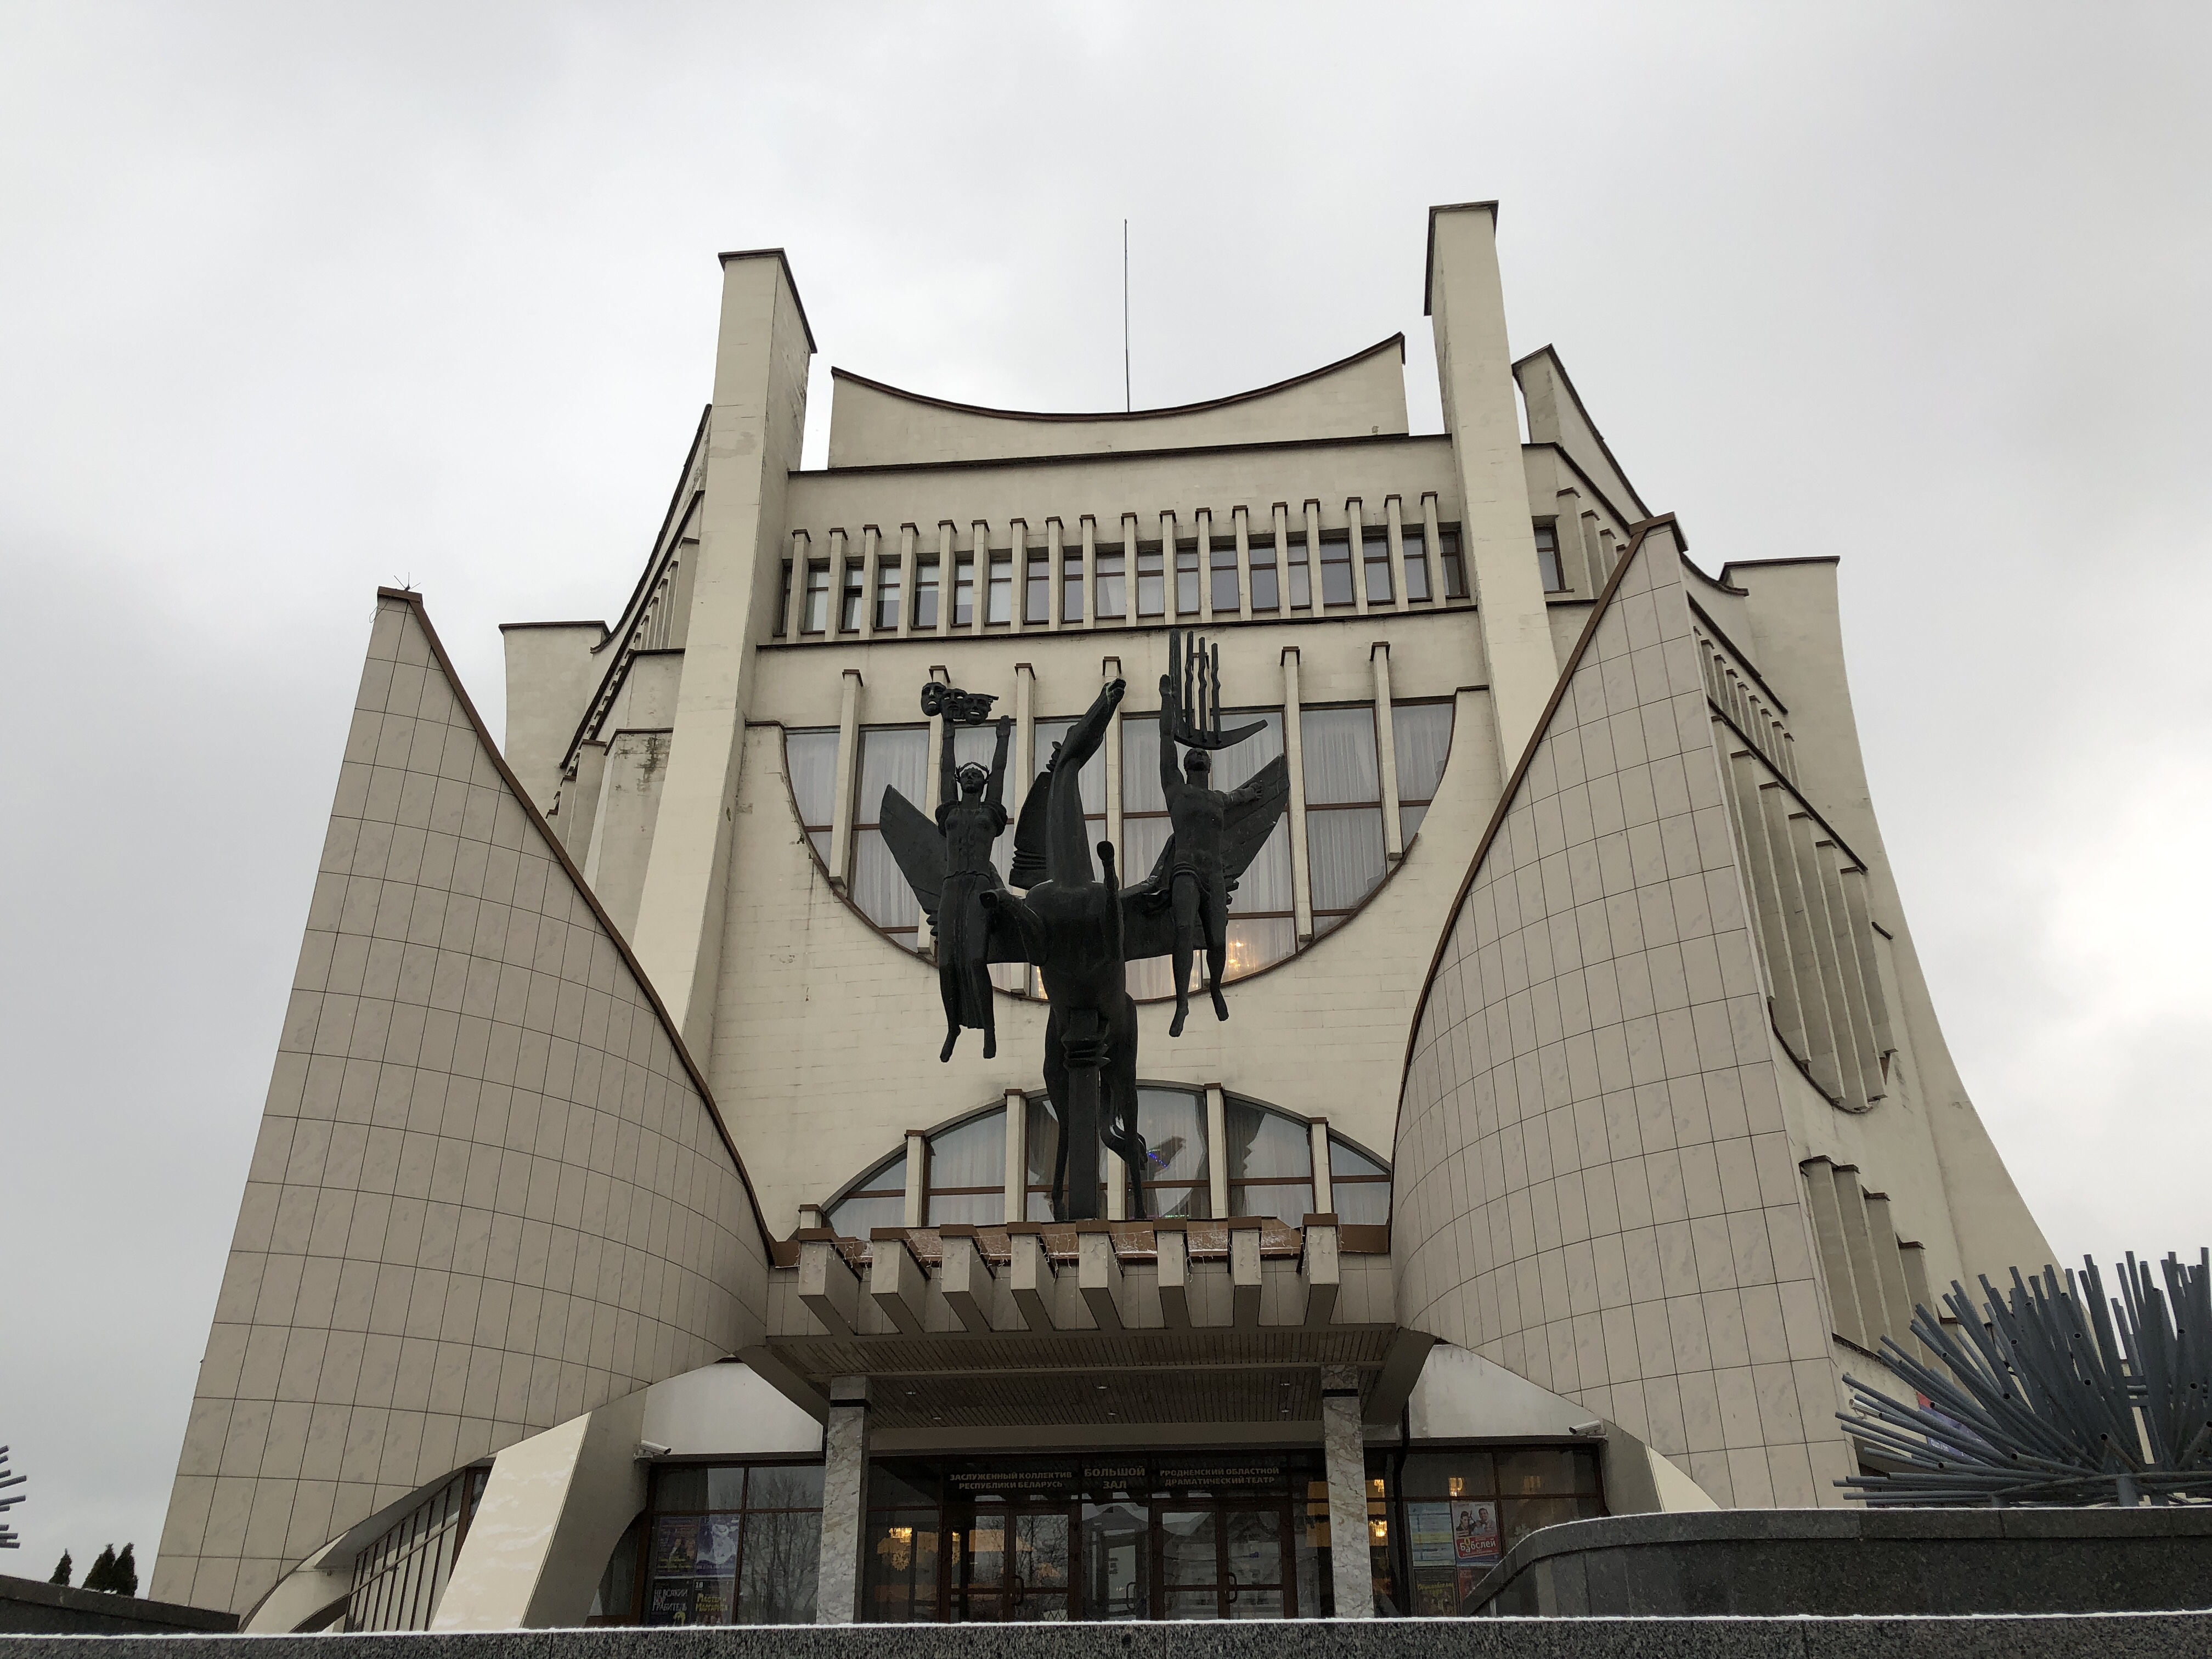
816 1090 1390 1235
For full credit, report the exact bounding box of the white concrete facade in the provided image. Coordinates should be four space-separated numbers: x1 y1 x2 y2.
156 201 2054 1630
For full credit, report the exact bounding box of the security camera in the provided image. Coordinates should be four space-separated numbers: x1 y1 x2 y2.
635 1441 673 1459
1570 1421 1607 1439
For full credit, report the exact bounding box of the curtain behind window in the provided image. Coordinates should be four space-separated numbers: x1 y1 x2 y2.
854 727 928 939
785 729 839 862
1392 702 1454 842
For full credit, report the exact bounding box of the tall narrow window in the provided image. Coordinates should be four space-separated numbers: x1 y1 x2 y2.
1402 527 1431 602
1318 534 1353 606
785 729 839 864
1094 546 1126 619
1061 548 1085 622
912 556 940 629
1025 546 1051 623
1119 715 1174 1000
1249 536 1279 611
839 562 865 631
642 1463 826 1626
1301 704 1385 931
776 560 793 636
924 1110 1005 1226
1136 1087 1210 1220
1391 701 1453 842
1329 1136 1393 1226
1136 544 1165 617
853 726 929 948
1535 523 1566 592
1362 529 1393 604
802 563 831 633
1175 543 1201 614
1215 712 1294 977
986 551 1013 624
1440 529 1468 600
1285 532 1312 609
1210 539 1240 612
874 561 902 630
952 553 976 627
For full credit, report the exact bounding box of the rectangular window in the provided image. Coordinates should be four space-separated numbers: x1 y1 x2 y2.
1224 1097 1313 1227
1249 537 1279 611
1136 1086 1210 1220
644 1462 826 1626
952 553 975 627
1062 549 1085 622
777 560 792 636
874 561 902 630
1094 546 1126 619
913 557 939 629
839 562 865 631
1367 1445 1604 1618
1535 523 1565 592
1285 533 1312 609
986 551 1013 624
1402 528 1431 602
1362 529 1393 605
1318 534 1353 606
1025 548 1051 623
1136 544 1165 617
785 729 839 865
853 726 929 947
1301 704 1385 928
1440 529 1468 600
1175 543 1200 614
924 1111 1005 1227
1391 701 1453 843
802 563 831 633
1210 539 1240 613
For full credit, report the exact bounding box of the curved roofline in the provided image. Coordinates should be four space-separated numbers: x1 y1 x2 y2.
828 334 1406 425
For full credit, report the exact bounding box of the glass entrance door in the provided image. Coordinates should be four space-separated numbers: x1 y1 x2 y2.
1156 1500 1294 1620
1079 1501 1150 1620
950 1506 1071 1621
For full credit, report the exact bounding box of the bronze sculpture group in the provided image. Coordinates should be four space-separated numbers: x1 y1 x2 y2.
878 631 1289 1220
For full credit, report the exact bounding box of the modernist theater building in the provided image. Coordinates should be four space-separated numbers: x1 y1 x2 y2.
150 201 2057 1630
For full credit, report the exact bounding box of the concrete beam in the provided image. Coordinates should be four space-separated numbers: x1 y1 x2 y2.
1077 1225 1124 1333
936 1227 997 1334
1300 1219 1340 1328
1229 1220 1264 1330
867 1230 929 1335
797 1234 859 1338
1156 1224 1193 1328
1007 1225 1058 1331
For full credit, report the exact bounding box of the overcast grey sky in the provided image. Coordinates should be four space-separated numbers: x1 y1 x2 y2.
4 0 2208 1583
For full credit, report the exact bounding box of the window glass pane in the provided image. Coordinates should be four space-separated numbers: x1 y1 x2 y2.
1497 1447 1583 1497
1249 537 1279 611
1228 816 1292 915
853 831 919 936
749 1465 826 1510
1362 531 1392 603
1223 1099 1309 1182
1136 546 1165 617
1211 541 1239 611
1212 709 1283 791
707 1466 748 1510
1024 1095 1060 1218
826 1188 902 1237
1318 535 1353 605
1120 814 1172 895
1032 720 1105 815
1402 528 1430 602
1398 803 1429 843
1500 1497 1589 1554
1223 916 1295 980
953 554 975 626
1120 715 1165 815
1307 808 1385 913
913 558 939 628
1062 551 1085 622
803 565 830 633
874 563 902 630
738 1512 818 1623
859 727 928 823
1440 530 1467 600
1136 1087 1209 1218
1025 551 1051 623
1333 1176 1391 1225
1329 1137 1389 1180
658 1465 709 1511
863 1512 941 1623
1176 545 1200 614
842 564 866 630
927 1110 1005 1222
1400 1451 1496 1498
1536 524 1565 592
988 552 1013 623
1095 549 1125 619
1300 706 1379 804
1392 702 1453 804
1286 534 1311 608
785 729 839 832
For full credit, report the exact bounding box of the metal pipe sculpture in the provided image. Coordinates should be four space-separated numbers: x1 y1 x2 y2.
0 1446 22 1551
1838 1250 2212 1506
